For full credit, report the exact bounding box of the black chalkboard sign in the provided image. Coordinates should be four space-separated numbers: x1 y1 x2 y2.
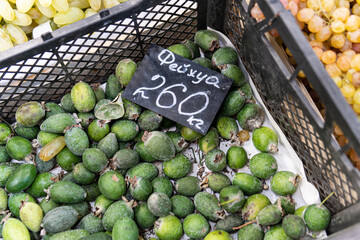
122 44 233 134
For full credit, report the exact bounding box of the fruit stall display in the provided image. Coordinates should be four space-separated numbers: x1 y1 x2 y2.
1 0 360 239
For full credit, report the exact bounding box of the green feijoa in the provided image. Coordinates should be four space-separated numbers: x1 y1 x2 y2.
154 215 183 240
129 177 153 201
0 146 11 163
257 204 283 226
226 146 247 170
92 84 105 102
0 214 5 237
183 39 200 59
219 186 245 213
118 141 131 150
250 153 277 179
0 162 19 186
2 218 30 240
83 183 101 202
180 126 203 141
161 117 175 130
111 120 139 142
143 131 176 161
199 128 219 155
194 30 220 52
133 130 145 143
71 81 96 113
147 192 172 217
61 93 77 113
73 163 96 185
102 200 134 231
19 201 43 232
8 192 36 218
39 198 59 215
294 205 307 217
116 58 137 86
87 120 109 142
62 172 77 183
205 149 226 172
239 83 253 100
168 44 192 59
14 124 39 140
105 74 122 100
221 89 246 117
15 101 45 127
237 104 265 131
77 213 104 234
0 122 12 145
138 110 163 131
183 213 209 239
112 217 138 240
282 214 306 239
40 113 76 133
83 148 108 173
77 112 95 129
122 99 141 121
134 202 157 229
84 232 112 240
94 99 111 114
65 126 89 156
43 206 79 233
221 64 246 87
5 136 32 160
215 213 244 233
252 127 278 153
193 57 214 69
49 229 89 240
134 141 156 163
163 153 192 179
233 172 262 196
37 131 61 147
94 195 114 216
111 149 140 170
151 177 173 197
275 196 296 215
175 176 201 197
126 163 159 181
212 47 238 68
194 192 224 221
216 116 239 140
67 201 90 219
304 204 331 231
49 181 87 204
98 170 126 200
264 224 292 240
171 195 194 218
0 188 7 211
166 131 188 153
98 133 118 158
271 171 299 196
242 194 271 221
56 147 81 171
204 230 232 240
6 163 36 193
237 223 264 240
27 172 55 198
207 172 231 193
35 154 56 173
45 102 65 118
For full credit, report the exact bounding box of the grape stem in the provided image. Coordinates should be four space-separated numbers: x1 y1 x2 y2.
320 191 335 206
315 0 331 23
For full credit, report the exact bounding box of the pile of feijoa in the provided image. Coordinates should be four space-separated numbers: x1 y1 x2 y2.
0 29 330 240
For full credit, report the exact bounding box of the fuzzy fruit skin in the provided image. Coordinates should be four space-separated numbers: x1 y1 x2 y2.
0 123 12 145
73 162 96 185
70 81 96 112
183 213 210 239
45 102 65 118
94 195 114 216
56 147 81 171
147 192 172 217
65 127 89 156
0 163 19 187
215 213 244 234
143 131 175 161
49 229 89 240
112 217 138 240
240 83 253 100
163 153 192 179
134 202 157 229
27 172 55 198
19 202 43 232
126 163 158 181
35 154 56 173
40 113 76 133
112 149 140 170
50 181 87 204
294 205 307 217
0 188 7 211
111 120 139 142
221 64 246 87
78 112 95 129
2 218 30 240
205 149 226 172
43 206 78 233
116 59 137 86
83 148 108 173
8 193 36 218
183 39 200 59
98 170 126 200
129 177 153 201
134 141 155 162
97 133 118 158
219 186 245 213
204 230 232 240
65 201 90 220
207 173 231 193
154 215 183 240
61 93 77 113
226 146 247 169
168 44 192 59
270 171 298 196
275 196 296 215
237 223 264 240
105 74 122 100
14 125 40 140
304 204 331 231
242 194 271 221
171 195 194 218
87 120 109 142
194 192 223 221
166 131 188 153
138 110 163 131
102 201 134 231
216 116 239 140
257 205 283 226
123 99 142 120
175 176 201 197
250 153 277 179
151 177 173 197
212 47 238 67
77 213 104 234
5 163 36 193
193 57 213 69
0 146 11 163
252 127 278 152
180 126 203 141
282 214 306 239
37 131 61 147
39 198 59 215
199 128 219 154
264 225 292 240
221 89 246 117
194 30 219 52
84 232 111 240
233 172 262 196
5 136 32 160
15 101 45 127
237 104 265 131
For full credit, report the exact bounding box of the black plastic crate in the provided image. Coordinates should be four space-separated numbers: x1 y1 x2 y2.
0 0 359 238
